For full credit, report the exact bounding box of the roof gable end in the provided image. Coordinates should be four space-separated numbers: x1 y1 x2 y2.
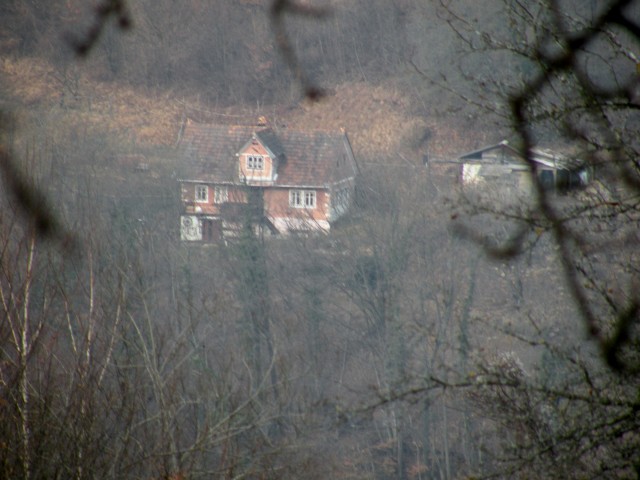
237 128 284 160
458 140 522 162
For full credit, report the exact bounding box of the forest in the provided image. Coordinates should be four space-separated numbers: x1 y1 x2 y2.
1 0 639 479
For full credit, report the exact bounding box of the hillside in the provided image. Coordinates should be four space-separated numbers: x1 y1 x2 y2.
1 57 182 146
0 56 491 163
1 2 638 478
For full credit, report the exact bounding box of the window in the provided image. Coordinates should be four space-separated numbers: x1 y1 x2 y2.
304 190 316 208
556 170 570 191
195 185 208 203
539 170 554 191
290 190 301 207
290 189 316 208
246 155 264 171
214 186 228 204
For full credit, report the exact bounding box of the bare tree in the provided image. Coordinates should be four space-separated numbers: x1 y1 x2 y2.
406 1 640 477
432 0 640 370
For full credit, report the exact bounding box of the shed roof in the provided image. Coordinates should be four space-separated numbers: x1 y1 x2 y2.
178 121 358 188
457 140 583 170
457 140 521 161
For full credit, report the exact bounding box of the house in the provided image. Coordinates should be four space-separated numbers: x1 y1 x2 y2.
177 120 358 242
457 140 591 195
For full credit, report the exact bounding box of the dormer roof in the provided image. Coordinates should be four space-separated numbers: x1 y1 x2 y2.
253 128 285 159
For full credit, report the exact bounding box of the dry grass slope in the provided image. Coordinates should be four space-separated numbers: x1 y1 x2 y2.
2 57 181 146
1 57 491 162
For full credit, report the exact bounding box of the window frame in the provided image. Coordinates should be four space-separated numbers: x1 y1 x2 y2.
290 189 316 209
304 190 316 208
195 184 208 203
246 155 264 171
290 190 302 207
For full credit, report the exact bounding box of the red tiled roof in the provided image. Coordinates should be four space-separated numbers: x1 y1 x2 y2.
178 121 358 188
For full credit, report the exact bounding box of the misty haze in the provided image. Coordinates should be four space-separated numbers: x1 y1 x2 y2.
1 1 639 479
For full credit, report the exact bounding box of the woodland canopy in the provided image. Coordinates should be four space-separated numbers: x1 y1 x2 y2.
0 1 639 479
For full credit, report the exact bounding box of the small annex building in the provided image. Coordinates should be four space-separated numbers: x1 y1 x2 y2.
177 120 358 242
458 140 591 195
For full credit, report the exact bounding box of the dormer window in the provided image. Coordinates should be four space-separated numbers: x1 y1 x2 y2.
246 155 264 171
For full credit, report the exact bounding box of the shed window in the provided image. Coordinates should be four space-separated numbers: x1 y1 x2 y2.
556 170 570 191
539 170 554 191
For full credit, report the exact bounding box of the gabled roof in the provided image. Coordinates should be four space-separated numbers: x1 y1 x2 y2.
178 121 358 187
457 140 582 170
457 140 521 161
